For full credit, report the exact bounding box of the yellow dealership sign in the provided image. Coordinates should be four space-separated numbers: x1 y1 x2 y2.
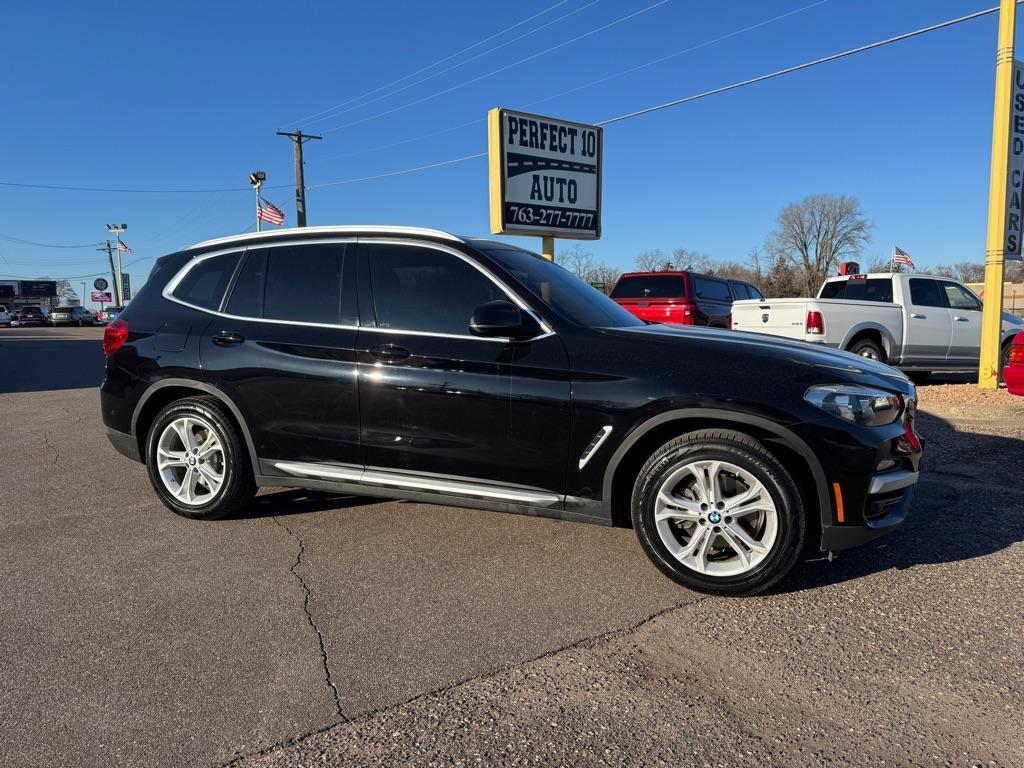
488 108 602 240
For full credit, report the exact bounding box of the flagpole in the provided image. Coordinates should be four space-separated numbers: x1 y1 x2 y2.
255 179 262 233
890 245 894 273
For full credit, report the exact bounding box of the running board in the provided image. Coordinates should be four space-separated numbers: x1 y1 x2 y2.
271 461 561 507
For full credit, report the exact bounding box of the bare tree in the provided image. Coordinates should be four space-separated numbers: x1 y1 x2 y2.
587 263 621 294
557 244 595 280
766 194 872 295
634 249 667 272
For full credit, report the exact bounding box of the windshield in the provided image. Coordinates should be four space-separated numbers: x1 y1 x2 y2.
472 241 643 328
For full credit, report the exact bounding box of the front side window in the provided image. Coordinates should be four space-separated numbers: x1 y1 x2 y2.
746 283 765 300
367 244 504 335
909 278 944 308
941 282 981 311
172 251 243 311
264 244 345 325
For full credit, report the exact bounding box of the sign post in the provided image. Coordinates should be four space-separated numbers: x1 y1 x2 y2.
488 108 602 261
979 0 1018 389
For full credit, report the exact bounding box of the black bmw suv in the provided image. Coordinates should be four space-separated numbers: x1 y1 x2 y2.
101 226 923 595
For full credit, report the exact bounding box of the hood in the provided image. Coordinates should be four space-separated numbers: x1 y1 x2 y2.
1004 311 1024 328
604 323 912 392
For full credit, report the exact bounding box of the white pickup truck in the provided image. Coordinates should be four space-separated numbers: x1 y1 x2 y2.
731 272 1024 380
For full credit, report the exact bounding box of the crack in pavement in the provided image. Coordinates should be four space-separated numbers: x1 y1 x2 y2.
216 593 711 768
42 431 68 472
270 517 346 723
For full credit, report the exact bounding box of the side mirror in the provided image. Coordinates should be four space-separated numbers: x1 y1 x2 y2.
469 300 541 340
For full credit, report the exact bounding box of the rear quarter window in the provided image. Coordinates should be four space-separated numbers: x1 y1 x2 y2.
172 252 243 311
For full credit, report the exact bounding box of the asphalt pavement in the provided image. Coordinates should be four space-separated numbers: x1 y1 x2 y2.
1 325 1021 768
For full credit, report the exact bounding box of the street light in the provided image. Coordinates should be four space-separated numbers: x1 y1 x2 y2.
105 223 127 305
249 171 266 232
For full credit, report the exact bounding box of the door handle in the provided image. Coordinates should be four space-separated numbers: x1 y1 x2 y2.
212 331 245 346
910 313 926 319
954 316 970 322
369 344 410 362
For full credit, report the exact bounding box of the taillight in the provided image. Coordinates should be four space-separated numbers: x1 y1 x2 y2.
680 302 695 325
103 318 129 357
1010 333 1024 366
806 310 825 335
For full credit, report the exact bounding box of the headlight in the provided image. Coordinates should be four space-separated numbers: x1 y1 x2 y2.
804 384 903 427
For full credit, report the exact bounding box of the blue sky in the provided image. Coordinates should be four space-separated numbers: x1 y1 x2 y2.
0 0 1017 304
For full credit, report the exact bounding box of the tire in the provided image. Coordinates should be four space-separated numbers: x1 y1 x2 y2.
631 429 807 596
1000 342 1012 385
908 371 931 385
144 396 256 520
848 337 886 362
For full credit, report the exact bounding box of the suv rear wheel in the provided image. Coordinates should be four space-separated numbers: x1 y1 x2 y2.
631 429 806 596
145 396 256 520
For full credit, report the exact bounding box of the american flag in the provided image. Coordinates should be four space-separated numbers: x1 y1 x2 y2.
892 246 914 269
257 198 285 226
116 239 134 254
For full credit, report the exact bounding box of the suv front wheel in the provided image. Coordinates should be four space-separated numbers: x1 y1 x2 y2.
145 396 256 520
631 429 806 596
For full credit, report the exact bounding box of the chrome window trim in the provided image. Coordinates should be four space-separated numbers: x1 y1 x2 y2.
359 238 554 341
190 225 461 250
160 236 555 343
161 239 361 330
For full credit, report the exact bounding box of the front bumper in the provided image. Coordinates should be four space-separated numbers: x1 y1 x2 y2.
820 473 917 551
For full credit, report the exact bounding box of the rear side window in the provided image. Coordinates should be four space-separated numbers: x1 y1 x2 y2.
909 278 944 307
729 283 750 300
693 276 732 302
264 244 345 325
172 252 243 310
609 275 686 299
224 249 267 317
367 244 505 335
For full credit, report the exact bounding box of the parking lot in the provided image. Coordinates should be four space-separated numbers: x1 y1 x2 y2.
1 325 1022 767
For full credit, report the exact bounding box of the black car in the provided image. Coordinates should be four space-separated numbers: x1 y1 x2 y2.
101 226 923 595
11 305 46 326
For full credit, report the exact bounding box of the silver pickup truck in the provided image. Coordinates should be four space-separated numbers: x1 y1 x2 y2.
732 272 1024 381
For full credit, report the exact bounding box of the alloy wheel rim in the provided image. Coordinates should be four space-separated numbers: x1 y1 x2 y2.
156 416 226 506
654 459 779 577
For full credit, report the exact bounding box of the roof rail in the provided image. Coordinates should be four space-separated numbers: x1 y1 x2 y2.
190 225 462 250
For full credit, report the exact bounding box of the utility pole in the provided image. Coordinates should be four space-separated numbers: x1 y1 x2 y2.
97 241 119 305
276 130 322 227
979 0 1017 389
106 224 127 305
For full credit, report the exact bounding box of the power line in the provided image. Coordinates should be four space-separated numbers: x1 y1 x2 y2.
307 2 1010 188
307 152 489 189
309 0 826 166
528 0 829 110
301 0 600 128
284 0 573 127
0 180 290 194
0 232 104 249
320 0 670 134
597 3 1007 126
